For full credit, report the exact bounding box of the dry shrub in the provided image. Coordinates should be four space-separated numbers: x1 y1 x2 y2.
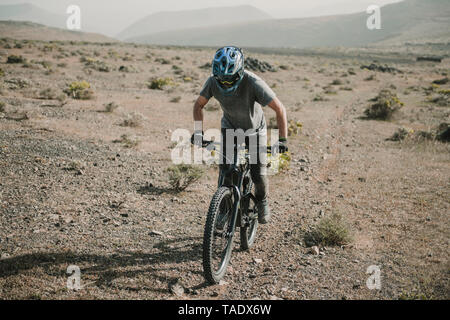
428 90 449 107
113 134 140 148
387 127 414 141
166 164 204 192
120 112 144 127
81 57 111 72
330 79 343 85
170 96 181 103
104 102 119 113
304 212 352 247
364 89 404 120
38 88 65 100
148 77 174 90
64 81 94 100
387 124 449 143
288 120 302 137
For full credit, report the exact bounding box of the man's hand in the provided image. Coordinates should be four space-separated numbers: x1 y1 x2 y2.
191 130 204 147
273 138 288 153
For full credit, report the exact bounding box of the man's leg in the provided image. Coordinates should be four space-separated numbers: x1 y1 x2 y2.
219 128 233 187
248 133 271 224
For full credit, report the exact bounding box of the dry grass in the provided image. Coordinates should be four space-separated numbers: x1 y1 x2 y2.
304 213 352 247
166 164 204 192
120 112 144 127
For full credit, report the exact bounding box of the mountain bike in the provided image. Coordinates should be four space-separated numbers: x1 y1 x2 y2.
201 139 271 284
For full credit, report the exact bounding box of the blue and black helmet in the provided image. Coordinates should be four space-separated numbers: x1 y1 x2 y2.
212 46 245 94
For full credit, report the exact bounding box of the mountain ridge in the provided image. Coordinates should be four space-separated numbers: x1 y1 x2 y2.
127 0 450 48
0 20 116 43
116 5 272 40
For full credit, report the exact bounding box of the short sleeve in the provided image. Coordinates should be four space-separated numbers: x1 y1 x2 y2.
199 76 214 100
253 78 276 106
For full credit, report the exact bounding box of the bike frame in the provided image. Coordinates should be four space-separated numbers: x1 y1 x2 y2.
217 150 256 237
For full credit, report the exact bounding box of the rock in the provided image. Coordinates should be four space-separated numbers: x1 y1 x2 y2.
417 56 442 63
169 279 185 296
310 246 320 255
149 230 163 236
436 123 450 142
360 63 403 74
358 177 366 182
219 280 228 286
245 57 277 73
1 252 10 260
432 77 448 85
253 258 263 264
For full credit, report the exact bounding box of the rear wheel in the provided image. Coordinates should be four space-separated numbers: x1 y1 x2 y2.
240 177 258 250
203 187 235 284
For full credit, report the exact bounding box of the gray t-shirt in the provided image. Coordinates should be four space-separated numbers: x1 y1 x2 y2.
200 70 276 131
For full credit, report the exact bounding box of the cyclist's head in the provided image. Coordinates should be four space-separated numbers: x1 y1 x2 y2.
212 46 245 94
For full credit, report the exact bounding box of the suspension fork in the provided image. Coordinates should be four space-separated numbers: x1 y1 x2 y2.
226 184 241 238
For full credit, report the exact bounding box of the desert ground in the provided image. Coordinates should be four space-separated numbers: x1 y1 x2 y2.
0 38 448 299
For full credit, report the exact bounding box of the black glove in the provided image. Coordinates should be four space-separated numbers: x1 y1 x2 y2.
274 138 288 153
190 131 204 147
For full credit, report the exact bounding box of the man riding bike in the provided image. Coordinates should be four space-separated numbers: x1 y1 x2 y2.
192 46 288 224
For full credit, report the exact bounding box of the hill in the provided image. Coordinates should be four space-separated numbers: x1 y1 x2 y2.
0 21 116 43
117 5 271 40
128 0 450 48
0 3 66 29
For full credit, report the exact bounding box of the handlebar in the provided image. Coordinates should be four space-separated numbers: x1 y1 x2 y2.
201 140 278 154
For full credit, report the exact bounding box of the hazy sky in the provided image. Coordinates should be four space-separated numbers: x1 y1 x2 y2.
0 0 403 36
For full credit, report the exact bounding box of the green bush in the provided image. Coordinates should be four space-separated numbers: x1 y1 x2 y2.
166 164 204 192
387 127 413 141
64 81 94 100
148 77 174 90
81 57 111 72
364 89 404 120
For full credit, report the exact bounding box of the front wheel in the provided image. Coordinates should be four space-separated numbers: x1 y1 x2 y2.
203 187 235 284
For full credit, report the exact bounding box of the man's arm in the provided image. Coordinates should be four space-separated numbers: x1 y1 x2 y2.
267 97 288 140
193 95 209 131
